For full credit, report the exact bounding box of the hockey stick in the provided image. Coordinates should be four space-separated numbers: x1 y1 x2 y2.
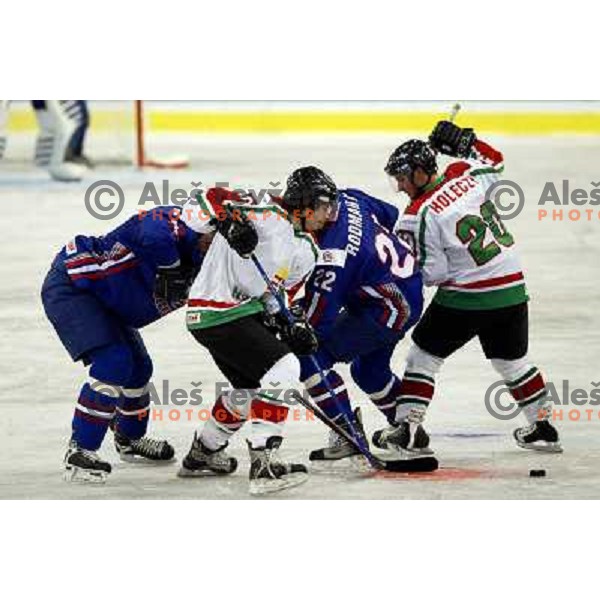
449 102 461 123
287 390 437 472
249 253 375 463
287 390 384 469
250 253 438 473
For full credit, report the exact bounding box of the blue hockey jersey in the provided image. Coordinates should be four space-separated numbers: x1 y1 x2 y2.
58 207 203 328
303 188 423 339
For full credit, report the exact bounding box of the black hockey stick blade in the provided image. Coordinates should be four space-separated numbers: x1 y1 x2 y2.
378 455 439 473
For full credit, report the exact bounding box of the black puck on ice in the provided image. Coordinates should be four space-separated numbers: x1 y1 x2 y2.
529 469 546 477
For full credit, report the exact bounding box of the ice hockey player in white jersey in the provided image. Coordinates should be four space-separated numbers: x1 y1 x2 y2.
375 120 562 454
177 188 321 494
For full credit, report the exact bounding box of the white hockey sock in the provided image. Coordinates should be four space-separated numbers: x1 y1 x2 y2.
199 390 253 450
246 353 300 448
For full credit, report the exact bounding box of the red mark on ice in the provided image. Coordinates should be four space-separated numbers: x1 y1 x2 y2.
367 467 492 481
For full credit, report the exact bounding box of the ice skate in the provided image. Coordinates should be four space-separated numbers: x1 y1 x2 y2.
63 440 111 483
114 431 175 463
177 433 238 477
309 407 368 465
513 420 563 453
372 406 434 457
248 436 308 495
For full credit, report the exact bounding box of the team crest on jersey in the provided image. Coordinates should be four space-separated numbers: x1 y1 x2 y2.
317 248 346 268
186 312 202 325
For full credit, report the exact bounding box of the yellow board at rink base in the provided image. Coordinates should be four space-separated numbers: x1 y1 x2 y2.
7 108 600 135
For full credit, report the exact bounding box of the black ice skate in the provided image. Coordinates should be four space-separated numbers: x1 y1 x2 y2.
372 410 434 457
64 440 112 483
248 436 308 495
513 420 563 453
114 431 175 463
309 407 368 463
177 433 238 477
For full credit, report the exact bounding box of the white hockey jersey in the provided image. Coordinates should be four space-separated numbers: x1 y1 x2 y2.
398 139 528 310
179 192 318 329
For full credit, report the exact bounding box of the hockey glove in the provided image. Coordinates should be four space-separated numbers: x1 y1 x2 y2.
429 120 476 158
211 209 258 258
280 305 319 356
154 263 199 305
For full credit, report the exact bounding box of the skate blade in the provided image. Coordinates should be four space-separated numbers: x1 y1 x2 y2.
119 454 176 465
376 446 436 460
63 466 108 484
374 439 435 457
309 448 361 462
249 472 309 496
177 466 234 478
517 441 563 453
309 454 370 474
350 455 372 472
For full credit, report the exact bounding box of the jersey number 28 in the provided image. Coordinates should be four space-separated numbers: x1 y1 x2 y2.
456 200 515 266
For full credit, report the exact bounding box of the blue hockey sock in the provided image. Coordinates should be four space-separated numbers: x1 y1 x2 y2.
72 381 119 451
114 387 151 440
368 376 403 424
304 370 352 424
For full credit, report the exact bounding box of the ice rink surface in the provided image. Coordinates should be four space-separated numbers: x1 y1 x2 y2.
1 133 599 499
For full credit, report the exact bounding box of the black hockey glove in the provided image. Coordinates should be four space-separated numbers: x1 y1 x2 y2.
280 305 318 356
211 210 258 258
429 120 476 158
154 263 198 305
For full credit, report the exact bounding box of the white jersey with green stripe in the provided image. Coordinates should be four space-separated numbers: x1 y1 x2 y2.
398 139 528 310
179 195 318 329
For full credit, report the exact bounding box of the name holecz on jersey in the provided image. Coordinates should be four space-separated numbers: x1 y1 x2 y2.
429 175 477 214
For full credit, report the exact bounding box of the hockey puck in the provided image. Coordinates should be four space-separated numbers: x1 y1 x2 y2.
529 469 546 477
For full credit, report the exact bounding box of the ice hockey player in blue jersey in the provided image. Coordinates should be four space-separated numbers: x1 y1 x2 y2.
279 167 425 463
41 206 205 482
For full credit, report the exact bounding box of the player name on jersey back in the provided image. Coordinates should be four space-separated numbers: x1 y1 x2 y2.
428 174 478 215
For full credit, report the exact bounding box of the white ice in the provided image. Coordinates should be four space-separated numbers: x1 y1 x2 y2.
1 133 599 499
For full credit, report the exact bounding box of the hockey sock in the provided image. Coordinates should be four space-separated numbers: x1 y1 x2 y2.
303 370 352 425
491 358 551 425
200 391 252 450
368 376 404 424
114 385 151 440
506 367 550 424
72 380 119 451
392 345 442 424
394 372 435 423
248 393 290 448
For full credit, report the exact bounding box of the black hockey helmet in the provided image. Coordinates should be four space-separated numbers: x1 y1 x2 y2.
282 166 338 213
385 139 438 182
